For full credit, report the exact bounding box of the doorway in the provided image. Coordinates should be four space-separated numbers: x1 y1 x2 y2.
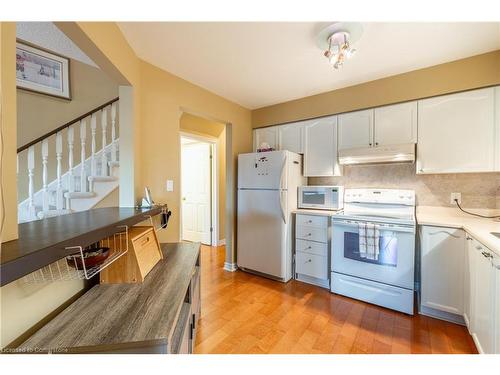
181 135 217 245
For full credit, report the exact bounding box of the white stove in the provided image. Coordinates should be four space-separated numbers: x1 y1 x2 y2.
331 188 416 314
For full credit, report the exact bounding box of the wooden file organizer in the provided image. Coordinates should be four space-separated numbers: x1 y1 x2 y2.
100 226 163 284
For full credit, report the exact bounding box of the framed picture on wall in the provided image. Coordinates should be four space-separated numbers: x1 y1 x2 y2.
16 40 71 100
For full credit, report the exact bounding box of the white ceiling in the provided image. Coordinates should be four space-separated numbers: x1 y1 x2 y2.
16 22 97 67
119 22 500 109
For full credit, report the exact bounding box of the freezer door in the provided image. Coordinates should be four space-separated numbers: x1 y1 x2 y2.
238 151 287 190
237 189 289 280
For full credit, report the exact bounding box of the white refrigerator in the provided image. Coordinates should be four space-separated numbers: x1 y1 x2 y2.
237 150 305 282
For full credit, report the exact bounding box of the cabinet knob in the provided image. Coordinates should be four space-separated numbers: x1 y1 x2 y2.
375 142 379 146
307 220 312 223
369 143 372 146
306 259 312 263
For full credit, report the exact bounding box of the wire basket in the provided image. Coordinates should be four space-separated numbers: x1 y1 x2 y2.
22 226 129 283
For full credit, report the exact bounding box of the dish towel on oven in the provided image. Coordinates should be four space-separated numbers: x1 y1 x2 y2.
358 222 380 260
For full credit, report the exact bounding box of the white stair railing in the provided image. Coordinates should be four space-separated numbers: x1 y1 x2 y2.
101 107 108 177
41 139 49 212
80 118 88 193
68 125 75 194
17 98 119 222
111 102 117 164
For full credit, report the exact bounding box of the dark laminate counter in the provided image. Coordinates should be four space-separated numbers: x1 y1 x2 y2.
18 242 200 353
1 206 165 286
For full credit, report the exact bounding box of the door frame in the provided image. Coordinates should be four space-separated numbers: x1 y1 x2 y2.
180 132 219 246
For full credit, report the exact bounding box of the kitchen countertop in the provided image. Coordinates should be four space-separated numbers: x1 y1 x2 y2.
416 206 500 256
17 242 200 353
0 206 166 286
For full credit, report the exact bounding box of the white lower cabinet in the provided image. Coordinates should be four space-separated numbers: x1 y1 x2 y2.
468 237 498 354
420 226 465 321
294 214 329 289
420 225 499 354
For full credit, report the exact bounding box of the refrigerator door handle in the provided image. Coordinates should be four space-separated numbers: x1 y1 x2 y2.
279 190 287 224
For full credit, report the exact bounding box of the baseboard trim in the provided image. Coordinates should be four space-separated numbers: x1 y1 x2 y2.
217 239 226 246
223 262 238 272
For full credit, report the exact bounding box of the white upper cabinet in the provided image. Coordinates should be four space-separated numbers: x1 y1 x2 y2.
278 122 304 154
420 226 465 317
338 109 374 150
417 87 497 174
374 101 417 146
303 116 342 177
253 126 278 152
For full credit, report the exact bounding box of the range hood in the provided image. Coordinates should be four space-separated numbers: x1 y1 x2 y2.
338 143 415 165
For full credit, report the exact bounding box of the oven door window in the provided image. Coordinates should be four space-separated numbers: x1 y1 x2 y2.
344 230 398 267
302 191 325 205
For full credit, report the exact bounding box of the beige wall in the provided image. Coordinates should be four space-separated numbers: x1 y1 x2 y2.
252 50 500 127
310 165 500 209
138 60 252 245
0 22 17 242
93 187 119 208
180 113 226 241
17 59 118 148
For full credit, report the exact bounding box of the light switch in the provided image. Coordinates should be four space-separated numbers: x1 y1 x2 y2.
166 180 174 192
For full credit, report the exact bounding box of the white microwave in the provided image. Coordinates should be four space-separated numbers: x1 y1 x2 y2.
298 186 344 210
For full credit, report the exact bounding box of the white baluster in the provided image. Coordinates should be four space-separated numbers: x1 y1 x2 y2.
27 145 36 219
90 113 97 180
80 119 88 193
55 131 64 210
67 126 75 193
101 107 108 176
111 102 117 163
41 139 49 212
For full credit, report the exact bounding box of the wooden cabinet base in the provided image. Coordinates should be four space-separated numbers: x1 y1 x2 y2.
100 226 163 284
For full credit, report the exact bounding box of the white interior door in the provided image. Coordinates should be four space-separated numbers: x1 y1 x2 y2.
182 140 211 245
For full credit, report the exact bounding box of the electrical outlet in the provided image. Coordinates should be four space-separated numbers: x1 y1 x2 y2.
166 180 174 192
450 192 462 205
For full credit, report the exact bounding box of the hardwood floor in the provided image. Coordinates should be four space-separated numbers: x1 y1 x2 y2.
194 245 477 354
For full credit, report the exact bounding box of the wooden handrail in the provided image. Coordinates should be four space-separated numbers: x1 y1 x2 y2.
17 97 119 154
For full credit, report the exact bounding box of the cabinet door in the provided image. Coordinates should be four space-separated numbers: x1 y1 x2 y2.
464 235 474 330
338 109 374 150
253 127 278 151
374 101 417 146
303 116 342 177
278 122 304 153
470 239 495 354
420 226 465 315
417 88 496 174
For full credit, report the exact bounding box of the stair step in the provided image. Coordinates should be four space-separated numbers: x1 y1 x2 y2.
37 209 73 219
88 175 118 182
64 192 96 199
108 161 120 168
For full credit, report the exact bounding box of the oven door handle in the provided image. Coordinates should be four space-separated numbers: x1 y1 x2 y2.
333 220 415 233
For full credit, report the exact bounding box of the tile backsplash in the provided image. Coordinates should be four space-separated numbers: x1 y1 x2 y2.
309 164 500 209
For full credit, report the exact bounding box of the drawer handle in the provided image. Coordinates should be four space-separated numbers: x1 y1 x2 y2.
306 233 312 236
476 245 483 251
307 220 313 223
141 237 150 246
305 259 312 263
482 251 493 259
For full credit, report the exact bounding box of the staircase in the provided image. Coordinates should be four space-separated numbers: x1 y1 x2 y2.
17 98 120 223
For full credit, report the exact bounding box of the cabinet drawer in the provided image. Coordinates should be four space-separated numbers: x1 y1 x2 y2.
296 214 328 228
296 252 328 280
295 239 328 257
296 225 328 243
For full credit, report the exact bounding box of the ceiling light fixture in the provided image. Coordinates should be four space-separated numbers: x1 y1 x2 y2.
317 22 363 70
